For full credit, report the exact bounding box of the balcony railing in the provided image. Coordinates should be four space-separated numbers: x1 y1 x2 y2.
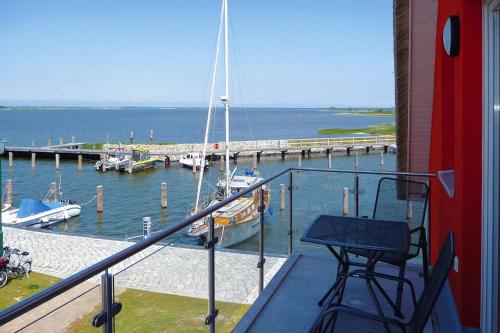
0 167 434 332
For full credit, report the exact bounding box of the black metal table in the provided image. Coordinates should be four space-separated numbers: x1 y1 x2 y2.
301 215 410 332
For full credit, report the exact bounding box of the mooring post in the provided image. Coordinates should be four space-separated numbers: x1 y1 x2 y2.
129 131 134 144
32 139 36 147
343 187 349 216
55 154 60 170
298 155 302 172
77 155 83 171
355 151 359 169
31 153 36 168
253 153 257 170
280 184 286 210
161 182 167 209
48 137 52 146
8 152 13 168
407 200 413 220
380 151 384 166
150 129 154 142
50 182 57 202
6 179 12 206
97 185 104 213
192 157 197 173
219 157 224 172
71 136 75 143
59 137 63 145
328 149 332 169
143 217 152 240
106 134 110 144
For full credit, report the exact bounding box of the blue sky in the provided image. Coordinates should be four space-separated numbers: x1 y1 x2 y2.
0 0 395 107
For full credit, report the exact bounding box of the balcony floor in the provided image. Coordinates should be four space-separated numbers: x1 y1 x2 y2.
234 252 433 333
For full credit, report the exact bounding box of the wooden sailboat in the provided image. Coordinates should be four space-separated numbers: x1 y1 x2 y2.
187 0 271 247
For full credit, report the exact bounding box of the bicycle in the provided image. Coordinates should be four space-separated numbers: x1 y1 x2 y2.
3 247 32 279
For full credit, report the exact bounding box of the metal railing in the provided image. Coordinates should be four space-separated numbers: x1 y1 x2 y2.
0 167 434 332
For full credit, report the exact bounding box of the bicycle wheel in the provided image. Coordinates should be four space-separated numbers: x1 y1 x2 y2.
20 262 32 278
0 271 7 288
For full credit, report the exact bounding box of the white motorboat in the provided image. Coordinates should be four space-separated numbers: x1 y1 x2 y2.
95 148 127 172
187 0 271 248
2 199 81 228
180 153 209 170
389 143 398 153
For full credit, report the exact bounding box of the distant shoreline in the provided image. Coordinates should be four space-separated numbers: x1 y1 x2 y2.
317 123 395 135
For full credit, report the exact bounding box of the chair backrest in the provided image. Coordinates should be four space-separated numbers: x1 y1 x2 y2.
406 232 455 333
373 177 429 255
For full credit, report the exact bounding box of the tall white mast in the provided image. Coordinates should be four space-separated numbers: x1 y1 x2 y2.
194 0 225 212
222 0 230 197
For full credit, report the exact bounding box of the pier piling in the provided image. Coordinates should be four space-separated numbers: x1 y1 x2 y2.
31 153 36 168
280 184 285 210
97 185 104 213
150 129 154 142
50 182 57 202
77 155 83 171
6 179 12 206
298 155 302 171
281 151 286 160
71 136 75 143
161 182 168 209
407 200 413 220
328 149 332 169
343 187 349 216
253 153 257 170
106 134 110 144
192 158 197 173
130 131 134 144
55 154 60 170
8 152 13 168
380 151 384 166
355 151 359 169
220 157 224 172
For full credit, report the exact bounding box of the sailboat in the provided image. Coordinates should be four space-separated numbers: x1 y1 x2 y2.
187 0 271 248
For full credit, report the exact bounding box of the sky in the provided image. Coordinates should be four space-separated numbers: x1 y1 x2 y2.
0 0 395 108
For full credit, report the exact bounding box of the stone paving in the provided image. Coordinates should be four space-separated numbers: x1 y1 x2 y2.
3 226 286 304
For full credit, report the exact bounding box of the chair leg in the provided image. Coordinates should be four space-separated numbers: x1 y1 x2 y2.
421 232 430 284
395 262 406 317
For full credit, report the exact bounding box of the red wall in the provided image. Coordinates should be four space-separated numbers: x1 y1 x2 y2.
428 0 482 328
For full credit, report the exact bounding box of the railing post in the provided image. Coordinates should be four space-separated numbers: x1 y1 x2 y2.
258 187 265 294
102 270 113 333
288 172 293 255
205 214 218 333
354 174 360 217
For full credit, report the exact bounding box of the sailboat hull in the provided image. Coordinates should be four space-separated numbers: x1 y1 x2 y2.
192 216 261 248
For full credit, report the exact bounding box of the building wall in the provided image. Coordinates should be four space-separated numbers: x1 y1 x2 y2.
428 0 482 328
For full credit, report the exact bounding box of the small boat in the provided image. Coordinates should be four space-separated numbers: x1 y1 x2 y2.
2 198 81 228
389 144 397 153
117 148 159 173
95 148 127 172
188 170 271 247
180 153 209 170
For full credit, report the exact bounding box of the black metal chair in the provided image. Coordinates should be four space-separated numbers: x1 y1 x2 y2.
348 177 430 315
315 232 455 333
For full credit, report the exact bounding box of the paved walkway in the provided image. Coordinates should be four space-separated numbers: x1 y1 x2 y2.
3 226 286 304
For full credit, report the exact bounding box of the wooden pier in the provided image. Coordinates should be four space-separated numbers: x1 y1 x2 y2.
1 135 396 164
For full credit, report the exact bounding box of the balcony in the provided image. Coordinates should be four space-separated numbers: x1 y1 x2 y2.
0 167 456 333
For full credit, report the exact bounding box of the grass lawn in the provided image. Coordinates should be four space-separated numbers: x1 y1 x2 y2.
0 272 61 310
317 123 395 135
70 288 250 333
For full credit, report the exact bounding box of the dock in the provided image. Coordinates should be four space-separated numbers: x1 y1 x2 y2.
1 135 396 163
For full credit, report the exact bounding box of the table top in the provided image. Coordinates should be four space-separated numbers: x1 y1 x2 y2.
301 215 410 253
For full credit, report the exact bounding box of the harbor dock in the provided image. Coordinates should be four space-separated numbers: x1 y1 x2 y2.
1 134 396 163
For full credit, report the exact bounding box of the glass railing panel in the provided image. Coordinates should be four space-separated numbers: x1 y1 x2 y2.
0 273 101 332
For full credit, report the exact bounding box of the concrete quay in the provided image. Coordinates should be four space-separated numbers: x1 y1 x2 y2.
2 226 286 304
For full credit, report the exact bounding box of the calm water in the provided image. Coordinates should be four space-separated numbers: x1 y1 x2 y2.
0 107 393 146
0 107 396 254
